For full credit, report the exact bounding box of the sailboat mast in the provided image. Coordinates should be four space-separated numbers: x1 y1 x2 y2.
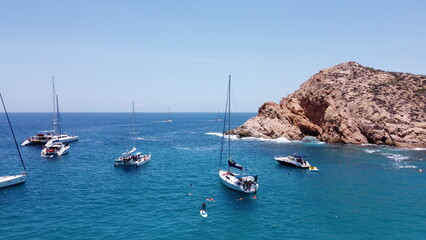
0 93 27 172
132 101 136 147
56 94 62 135
52 76 57 135
228 75 231 165
218 78 229 170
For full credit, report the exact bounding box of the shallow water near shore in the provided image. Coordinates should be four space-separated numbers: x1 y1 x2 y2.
1 113 425 239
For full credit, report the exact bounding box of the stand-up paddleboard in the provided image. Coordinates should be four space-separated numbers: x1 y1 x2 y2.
200 210 208 218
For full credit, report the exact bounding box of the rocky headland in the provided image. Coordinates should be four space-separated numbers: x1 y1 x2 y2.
230 62 426 148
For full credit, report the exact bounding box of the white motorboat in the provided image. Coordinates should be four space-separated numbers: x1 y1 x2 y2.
22 77 78 147
0 93 28 189
217 76 258 194
41 141 70 157
115 102 152 167
274 154 311 168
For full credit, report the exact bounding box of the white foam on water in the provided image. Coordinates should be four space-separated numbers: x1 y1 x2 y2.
132 137 159 142
205 132 293 143
405 148 426 151
382 153 409 161
380 152 418 170
393 164 418 169
364 149 377 154
205 132 240 140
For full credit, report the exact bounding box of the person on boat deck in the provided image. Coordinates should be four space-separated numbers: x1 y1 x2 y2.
201 202 206 211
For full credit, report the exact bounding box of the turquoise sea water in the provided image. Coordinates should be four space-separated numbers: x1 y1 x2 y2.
1 113 425 239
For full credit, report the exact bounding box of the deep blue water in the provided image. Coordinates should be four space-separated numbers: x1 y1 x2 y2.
1 113 425 239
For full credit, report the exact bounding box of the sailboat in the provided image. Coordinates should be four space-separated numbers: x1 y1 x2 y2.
114 101 151 167
214 108 221 121
0 93 27 189
218 76 258 194
164 106 173 122
22 77 78 146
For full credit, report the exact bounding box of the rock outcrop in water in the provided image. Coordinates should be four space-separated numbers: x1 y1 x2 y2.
230 62 426 148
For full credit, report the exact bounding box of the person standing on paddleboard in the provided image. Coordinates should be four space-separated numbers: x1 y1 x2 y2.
201 202 206 211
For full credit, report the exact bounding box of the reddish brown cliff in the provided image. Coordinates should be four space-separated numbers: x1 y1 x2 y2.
230 62 426 148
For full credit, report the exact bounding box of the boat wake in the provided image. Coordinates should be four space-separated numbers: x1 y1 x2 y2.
132 137 158 142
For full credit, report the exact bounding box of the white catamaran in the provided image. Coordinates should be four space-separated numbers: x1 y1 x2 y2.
0 94 28 189
114 102 151 167
218 76 258 194
22 77 78 146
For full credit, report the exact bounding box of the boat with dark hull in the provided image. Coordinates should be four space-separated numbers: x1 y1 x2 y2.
274 154 311 168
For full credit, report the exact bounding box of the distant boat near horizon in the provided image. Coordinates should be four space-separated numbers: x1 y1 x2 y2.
22 77 78 146
218 76 258 194
0 93 27 189
163 106 173 122
213 108 221 121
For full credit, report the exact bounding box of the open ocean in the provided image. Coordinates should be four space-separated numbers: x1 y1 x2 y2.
1 112 425 239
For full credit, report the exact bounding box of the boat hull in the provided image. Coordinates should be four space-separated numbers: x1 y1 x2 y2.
274 157 311 168
114 154 151 167
218 170 258 194
276 160 310 168
41 144 70 157
45 135 78 146
0 175 26 189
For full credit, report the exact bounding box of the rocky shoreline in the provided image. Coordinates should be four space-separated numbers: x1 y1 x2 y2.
230 62 426 148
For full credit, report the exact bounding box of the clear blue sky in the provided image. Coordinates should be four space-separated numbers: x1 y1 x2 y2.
1 0 425 112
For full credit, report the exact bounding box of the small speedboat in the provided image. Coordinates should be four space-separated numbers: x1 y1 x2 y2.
274 154 311 168
41 141 70 157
